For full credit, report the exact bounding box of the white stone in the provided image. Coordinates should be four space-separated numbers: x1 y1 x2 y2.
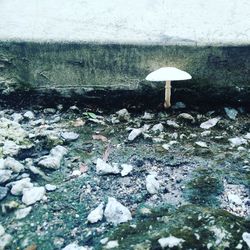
201 130 211 137
152 123 164 132
61 131 79 141
228 193 242 205
0 170 12 184
128 128 142 141
224 107 238 120
177 113 195 123
167 120 180 128
105 240 119 249
62 243 90 250
116 108 130 121
11 178 33 196
45 184 57 191
11 113 23 122
23 111 35 120
96 158 120 175
146 174 160 194
0 225 5 236
244 133 250 140
200 118 220 129
242 232 250 248
158 236 185 248
195 141 208 148
0 159 4 170
104 197 132 225
0 233 12 250
22 186 46 205
4 157 24 173
228 137 247 147
87 202 104 223
38 145 68 169
142 112 154 120
15 206 32 219
120 164 133 177
2 140 20 156
162 141 178 151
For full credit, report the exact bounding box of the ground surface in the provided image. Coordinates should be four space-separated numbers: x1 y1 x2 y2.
0 103 250 249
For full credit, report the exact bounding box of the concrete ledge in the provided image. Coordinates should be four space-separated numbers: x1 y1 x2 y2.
0 42 250 108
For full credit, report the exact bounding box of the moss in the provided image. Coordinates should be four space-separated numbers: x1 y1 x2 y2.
105 205 250 250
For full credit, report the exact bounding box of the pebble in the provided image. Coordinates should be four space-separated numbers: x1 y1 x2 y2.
201 130 211 137
11 113 23 122
195 141 208 148
172 102 186 109
177 113 195 123
242 232 250 248
96 158 120 175
158 236 185 248
38 145 68 169
45 184 57 191
2 140 20 156
62 243 90 250
87 202 104 223
15 206 32 219
104 240 119 249
23 111 35 120
104 197 132 225
228 137 247 147
146 174 160 194
151 123 164 132
120 164 133 177
0 170 12 184
167 120 180 128
0 225 4 236
128 128 143 141
116 108 130 122
0 233 12 250
142 112 154 120
11 178 33 196
200 118 220 129
224 107 238 120
61 132 79 141
0 187 8 201
4 157 24 173
22 186 46 205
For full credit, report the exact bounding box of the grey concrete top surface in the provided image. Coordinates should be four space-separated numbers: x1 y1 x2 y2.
0 0 250 45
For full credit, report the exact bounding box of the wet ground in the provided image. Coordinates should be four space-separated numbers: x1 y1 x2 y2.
0 103 250 249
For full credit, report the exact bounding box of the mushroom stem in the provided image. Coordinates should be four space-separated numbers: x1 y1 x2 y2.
164 80 171 108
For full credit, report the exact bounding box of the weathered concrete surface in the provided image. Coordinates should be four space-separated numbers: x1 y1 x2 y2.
0 42 250 108
0 0 250 46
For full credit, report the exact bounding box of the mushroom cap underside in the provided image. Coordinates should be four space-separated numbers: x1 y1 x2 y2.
146 67 192 81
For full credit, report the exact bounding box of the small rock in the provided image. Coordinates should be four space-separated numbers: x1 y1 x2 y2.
128 128 143 141
146 174 160 194
96 158 120 175
244 133 250 140
158 236 185 248
0 159 4 169
120 164 133 177
11 178 33 196
15 206 32 219
228 193 242 205
0 187 8 201
3 140 20 156
0 225 4 236
22 187 46 205
61 132 79 141
142 112 154 120
38 145 68 170
228 137 247 147
104 197 132 225
172 102 186 109
0 170 12 184
162 141 178 151
11 113 23 122
200 118 220 129
0 233 12 250
116 109 130 122
167 120 180 128
177 113 195 123
151 123 164 132
87 202 104 223
104 240 119 249
23 111 35 120
195 141 208 148
242 232 250 248
224 107 238 120
62 243 90 250
45 184 57 191
201 130 211 137
4 157 24 173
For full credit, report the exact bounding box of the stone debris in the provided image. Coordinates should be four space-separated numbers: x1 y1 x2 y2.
142 112 154 120
0 232 12 250
61 131 79 141
228 137 248 147
200 118 220 129
104 197 132 225
0 170 12 184
104 240 119 249
128 128 142 141
242 232 250 248
23 111 35 120
4 157 24 173
224 107 238 120
167 120 180 128
172 102 186 109
151 123 164 132
227 193 242 205
162 141 178 151
116 108 130 122
11 178 33 196
96 158 120 175
146 174 160 194
22 186 46 205
45 184 57 191
177 113 195 123
87 202 104 223
195 141 208 148
38 145 68 169
158 235 185 248
120 164 133 177
0 187 8 201
62 243 91 250
2 140 20 156
15 206 32 219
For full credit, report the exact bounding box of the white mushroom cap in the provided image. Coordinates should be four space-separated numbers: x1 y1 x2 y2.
146 67 192 81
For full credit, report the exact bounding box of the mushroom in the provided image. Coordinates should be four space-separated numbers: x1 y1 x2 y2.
145 67 192 108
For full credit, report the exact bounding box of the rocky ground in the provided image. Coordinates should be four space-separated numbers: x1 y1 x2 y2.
0 102 250 250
